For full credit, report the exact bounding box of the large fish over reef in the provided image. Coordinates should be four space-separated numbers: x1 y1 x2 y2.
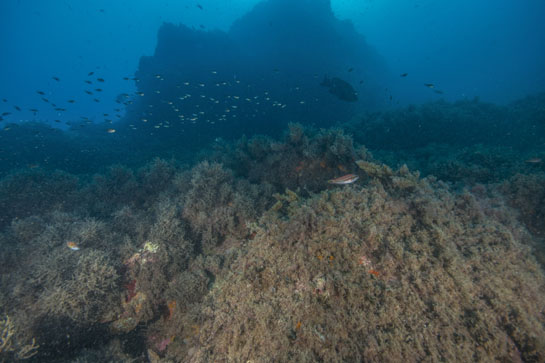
320 76 358 102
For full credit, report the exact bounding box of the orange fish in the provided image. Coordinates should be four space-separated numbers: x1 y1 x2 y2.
66 241 80 251
328 174 359 185
167 300 176 319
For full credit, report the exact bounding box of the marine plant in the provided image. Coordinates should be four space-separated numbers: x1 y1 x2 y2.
179 161 273 253
0 315 39 361
0 117 545 362
213 123 369 194
0 169 79 228
185 162 545 362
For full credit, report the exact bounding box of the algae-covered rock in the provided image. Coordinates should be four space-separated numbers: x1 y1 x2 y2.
111 292 148 334
355 159 393 179
192 177 545 362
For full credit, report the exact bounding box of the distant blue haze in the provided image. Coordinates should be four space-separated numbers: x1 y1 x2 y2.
1 0 544 127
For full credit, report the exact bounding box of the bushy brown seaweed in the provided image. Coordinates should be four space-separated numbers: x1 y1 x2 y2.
0 169 79 229
500 172 545 237
213 123 370 194
178 161 274 253
188 168 545 362
0 124 544 362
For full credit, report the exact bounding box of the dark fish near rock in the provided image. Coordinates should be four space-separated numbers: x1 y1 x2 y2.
320 76 358 102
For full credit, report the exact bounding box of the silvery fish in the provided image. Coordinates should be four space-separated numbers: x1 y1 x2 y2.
328 174 359 185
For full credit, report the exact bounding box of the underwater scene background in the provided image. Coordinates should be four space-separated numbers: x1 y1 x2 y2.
1 0 545 361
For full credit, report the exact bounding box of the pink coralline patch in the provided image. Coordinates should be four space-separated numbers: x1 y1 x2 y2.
124 252 141 268
155 337 172 352
358 255 372 268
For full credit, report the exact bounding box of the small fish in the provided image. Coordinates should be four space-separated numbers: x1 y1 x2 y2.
106 128 116 133
52 76 60 81
84 80 92 84
67 99 76 103
88 71 94 76
424 83 435 88
328 174 359 185
400 73 408 77
66 241 80 251
97 78 105 82
95 88 102 92
93 98 100 102
14 106 21 111
36 90 45 95
85 90 93 95
347 67 354 72
525 158 542 164
197 4 203 10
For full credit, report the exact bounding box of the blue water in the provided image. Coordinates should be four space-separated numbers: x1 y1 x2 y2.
1 0 544 128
